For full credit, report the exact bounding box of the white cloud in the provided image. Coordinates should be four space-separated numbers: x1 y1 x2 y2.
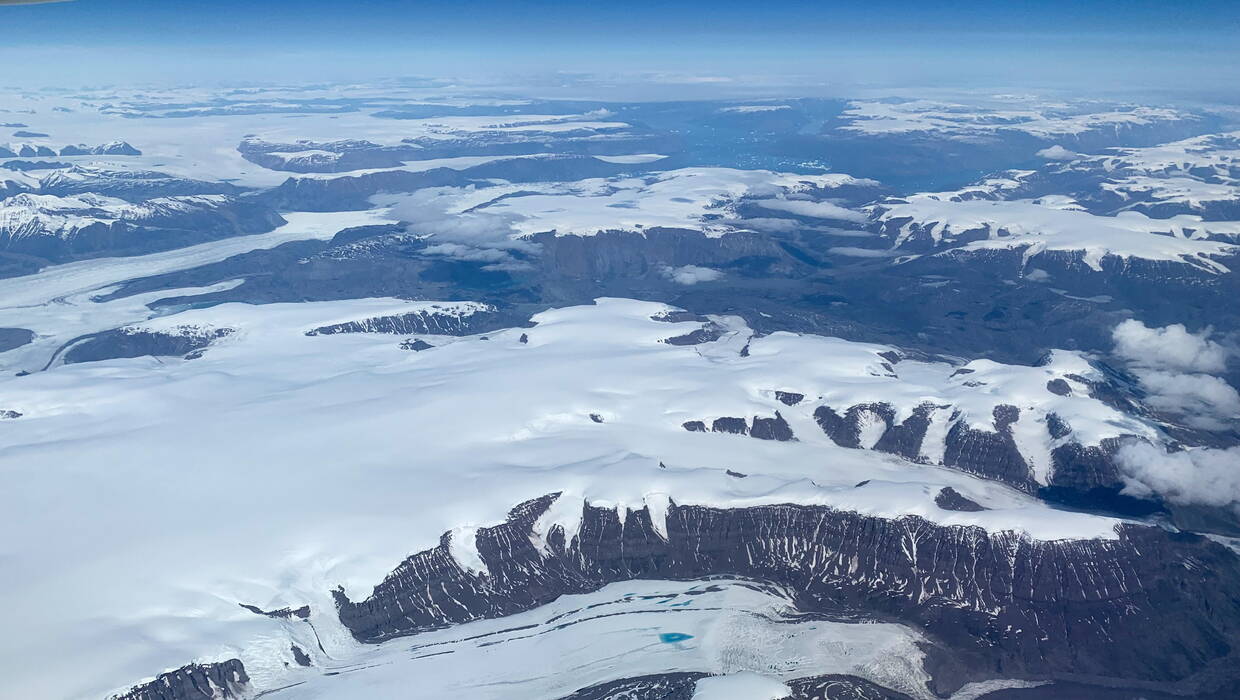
1036 145 1079 160
1117 442 1240 510
1136 370 1240 429
1111 320 1237 428
374 189 537 268
1112 319 1228 374
660 264 723 285
753 198 868 223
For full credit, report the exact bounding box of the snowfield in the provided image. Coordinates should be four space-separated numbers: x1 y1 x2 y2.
872 194 1240 272
838 99 1195 140
0 209 395 373
1 292 1138 699
393 168 876 239
270 579 936 700
3 83 1239 700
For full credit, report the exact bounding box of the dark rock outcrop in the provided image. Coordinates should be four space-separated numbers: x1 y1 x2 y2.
290 644 312 668
751 412 795 441
559 672 706 700
306 307 498 337
60 141 141 156
934 487 986 512
1045 378 1072 396
788 674 916 699
333 493 1240 696
0 194 284 268
941 405 1034 491
814 403 896 449
712 416 749 435
775 390 805 406
239 603 310 619
64 327 233 365
0 327 34 352
683 414 795 441
662 321 725 346
872 403 937 461
558 671 914 700
110 660 248 700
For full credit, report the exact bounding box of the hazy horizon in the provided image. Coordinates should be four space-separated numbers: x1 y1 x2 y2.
2 0 1238 97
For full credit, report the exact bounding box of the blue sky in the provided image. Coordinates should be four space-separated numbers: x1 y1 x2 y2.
2 0 1238 92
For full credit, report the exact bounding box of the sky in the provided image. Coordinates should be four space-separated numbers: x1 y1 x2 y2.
1 0 1238 94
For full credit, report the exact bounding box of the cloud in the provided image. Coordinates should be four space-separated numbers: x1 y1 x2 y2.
1116 442 1240 511
1135 370 1240 429
374 188 537 269
1036 145 1079 160
1111 320 1238 428
753 198 868 223
1112 319 1228 374
660 264 723 285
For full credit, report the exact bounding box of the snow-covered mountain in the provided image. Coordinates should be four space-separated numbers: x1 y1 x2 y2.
0 140 141 157
870 192 1240 273
0 192 284 265
1 83 1239 700
36 165 243 201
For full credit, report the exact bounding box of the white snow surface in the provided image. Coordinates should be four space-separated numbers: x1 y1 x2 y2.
0 289 1141 699
1041 131 1240 212
0 209 396 373
1087 131 1240 180
693 673 792 700
292 152 561 179
838 100 1194 140
872 194 1240 272
271 579 933 700
0 92 634 188
0 192 234 241
400 168 872 239
593 153 669 164
718 105 793 113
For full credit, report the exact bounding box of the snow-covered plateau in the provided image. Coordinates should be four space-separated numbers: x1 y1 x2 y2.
2 83 1240 700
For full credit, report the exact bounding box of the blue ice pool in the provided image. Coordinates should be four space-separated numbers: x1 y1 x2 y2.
659 632 694 644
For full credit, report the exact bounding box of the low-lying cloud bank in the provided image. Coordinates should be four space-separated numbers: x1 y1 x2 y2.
376 188 537 270
1112 319 1229 374
660 264 723 285
1117 442 1240 513
1111 320 1238 429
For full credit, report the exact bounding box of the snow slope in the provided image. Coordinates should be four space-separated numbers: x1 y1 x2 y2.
273 579 933 700
400 168 875 239
0 294 1135 699
872 194 1240 272
838 100 1195 140
0 209 395 372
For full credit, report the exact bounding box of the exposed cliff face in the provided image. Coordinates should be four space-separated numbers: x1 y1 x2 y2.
109 660 248 700
333 494 1240 696
0 193 286 269
812 399 1139 498
64 326 234 364
305 304 502 336
557 672 915 700
682 413 795 441
559 672 706 700
788 674 917 699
